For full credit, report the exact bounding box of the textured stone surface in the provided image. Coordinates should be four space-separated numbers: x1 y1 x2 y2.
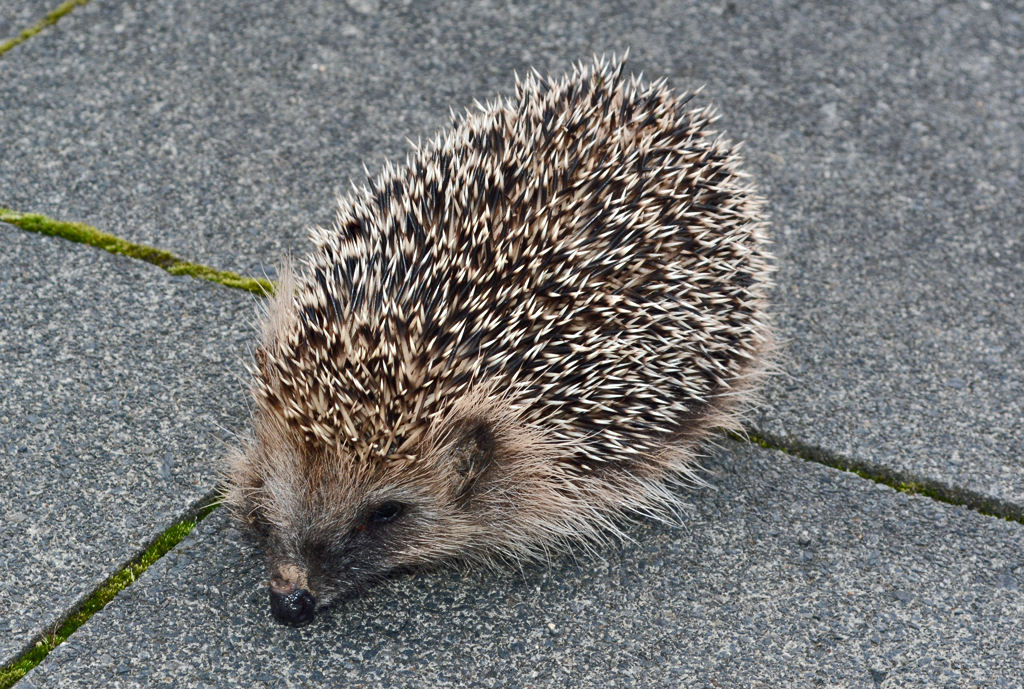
24 442 1024 688
0 224 252 665
743 0 1024 512
1 0 1022 513
0 1 57 43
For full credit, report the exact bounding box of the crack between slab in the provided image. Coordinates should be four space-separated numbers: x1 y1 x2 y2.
0 494 220 689
0 208 276 296
738 430 1024 525
0 0 91 58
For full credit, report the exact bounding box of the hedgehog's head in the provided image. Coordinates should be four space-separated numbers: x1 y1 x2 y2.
224 402 525 625
223 306 586 626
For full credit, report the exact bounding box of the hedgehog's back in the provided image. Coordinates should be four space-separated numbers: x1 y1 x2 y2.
268 57 772 470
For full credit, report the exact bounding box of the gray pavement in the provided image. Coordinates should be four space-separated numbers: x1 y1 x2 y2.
22 443 1024 688
1 0 1023 686
0 2 54 44
0 223 252 665
747 1 1024 510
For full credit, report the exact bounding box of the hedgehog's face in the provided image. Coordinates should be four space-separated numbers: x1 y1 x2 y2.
226 414 498 626
251 487 431 627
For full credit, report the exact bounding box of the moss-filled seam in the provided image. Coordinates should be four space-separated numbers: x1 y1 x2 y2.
0 209 275 296
0 0 91 58
0 499 220 689
735 430 1024 525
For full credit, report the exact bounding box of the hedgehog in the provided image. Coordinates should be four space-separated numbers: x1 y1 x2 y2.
224 56 773 626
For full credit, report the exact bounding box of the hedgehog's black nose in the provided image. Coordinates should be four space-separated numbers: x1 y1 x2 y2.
269 583 316 626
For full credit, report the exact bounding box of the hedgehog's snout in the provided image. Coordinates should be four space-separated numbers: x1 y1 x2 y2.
269 571 316 626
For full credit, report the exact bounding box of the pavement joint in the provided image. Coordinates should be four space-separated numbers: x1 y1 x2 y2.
0 493 220 689
747 430 1024 526
0 208 276 295
0 0 90 58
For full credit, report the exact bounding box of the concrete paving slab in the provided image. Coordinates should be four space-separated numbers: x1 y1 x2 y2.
741 4 1024 510
1 0 525 277
0 1 56 43
21 442 1024 688
1 0 1022 514
0 223 252 665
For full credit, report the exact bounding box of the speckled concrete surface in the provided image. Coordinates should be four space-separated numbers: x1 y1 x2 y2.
1 0 1022 515
747 0 1024 510
0 1 58 43
0 224 252 665
21 442 1024 688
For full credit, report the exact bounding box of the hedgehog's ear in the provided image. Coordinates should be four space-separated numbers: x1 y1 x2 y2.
450 422 494 503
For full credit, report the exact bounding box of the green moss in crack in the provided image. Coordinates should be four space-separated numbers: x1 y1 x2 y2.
0 0 91 57
167 262 276 293
0 503 218 689
731 430 1024 525
0 208 275 296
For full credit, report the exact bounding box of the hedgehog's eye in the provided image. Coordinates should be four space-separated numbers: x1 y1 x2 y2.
368 501 405 525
